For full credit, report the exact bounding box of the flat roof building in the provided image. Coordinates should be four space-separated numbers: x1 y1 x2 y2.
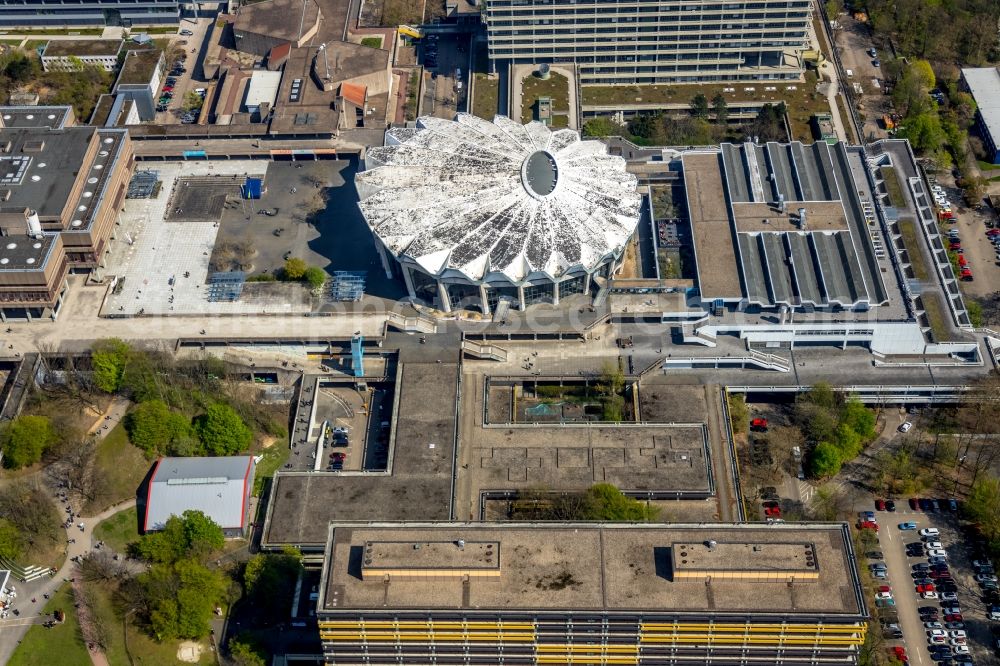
112 48 164 121
233 0 321 57
961 67 1000 165
318 522 867 665
683 141 889 311
0 0 183 29
41 40 122 72
486 0 811 86
0 106 134 321
143 456 256 538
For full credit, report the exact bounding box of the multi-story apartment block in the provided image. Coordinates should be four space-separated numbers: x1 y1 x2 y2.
485 0 812 85
318 522 868 665
0 0 181 28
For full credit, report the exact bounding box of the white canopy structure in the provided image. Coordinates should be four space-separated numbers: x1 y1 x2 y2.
357 114 641 313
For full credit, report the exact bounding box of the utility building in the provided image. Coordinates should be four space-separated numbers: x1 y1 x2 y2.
318 522 867 665
143 456 256 538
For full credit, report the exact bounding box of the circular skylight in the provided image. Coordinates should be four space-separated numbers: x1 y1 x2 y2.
88 177 98 184
5 243 16 250
2 115 10 120
32 242 41 249
0 258 9 265
37 162 45 168
78 205 87 211
93 164 103 170
103 137 113 144
25 115 33 120
83 191 92 198
357 114 641 281
47 114 55 120
25 258 34 265
30 175 40 182
71 220 83 227
99 151 108 157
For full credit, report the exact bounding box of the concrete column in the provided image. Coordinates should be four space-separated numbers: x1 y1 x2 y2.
437 280 453 313
551 280 560 306
401 265 417 301
582 272 592 296
479 284 491 316
375 239 393 279
517 284 526 310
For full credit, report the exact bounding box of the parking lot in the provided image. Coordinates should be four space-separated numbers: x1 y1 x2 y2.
154 16 214 124
418 32 471 118
865 500 999 666
930 176 1000 298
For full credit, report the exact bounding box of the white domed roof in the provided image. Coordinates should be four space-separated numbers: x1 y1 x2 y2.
357 114 641 282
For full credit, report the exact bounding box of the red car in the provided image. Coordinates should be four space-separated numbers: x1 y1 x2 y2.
950 242 961 250
987 229 1000 237
878 585 892 593
330 452 346 462
750 417 768 432
944 613 963 622
162 86 174 92
916 583 935 593
909 497 920 510
858 520 879 532
958 255 968 267
875 499 887 511
763 501 782 518
890 646 908 663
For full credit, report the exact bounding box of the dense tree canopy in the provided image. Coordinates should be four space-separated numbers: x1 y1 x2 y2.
193 403 253 456
1 415 57 469
135 510 225 564
91 338 131 394
125 400 193 457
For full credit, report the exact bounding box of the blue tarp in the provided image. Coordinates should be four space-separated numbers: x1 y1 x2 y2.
242 177 263 199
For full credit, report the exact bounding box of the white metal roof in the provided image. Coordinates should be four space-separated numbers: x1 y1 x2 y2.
963 67 1000 146
144 456 254 531
357 114 642 282
244 70 283 111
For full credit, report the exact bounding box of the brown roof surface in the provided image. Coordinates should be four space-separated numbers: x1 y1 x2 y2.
321 523 866 617
234 0 320 41
683 152 742 299
731 201 848 233
340 81 366 108
43 39 122 58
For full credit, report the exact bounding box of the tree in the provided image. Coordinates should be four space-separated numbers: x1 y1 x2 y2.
91 338 131 394
965 476 1000 550
125 400 193 456
690 93 709 119
182 91 203 112
711 93 728 123
136 510 225 564
193 403 253 456
809 441 843 478
627 113 660 140
0 518 23 560
0 480 61 555
1 415 57 469
302 266 326 290
229 637 267 666
582 117 623 138
824 0 843 20
243 548 302 623
582 483 659 521
282 257 307 280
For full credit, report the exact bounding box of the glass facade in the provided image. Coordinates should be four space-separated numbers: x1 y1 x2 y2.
486 0 811 85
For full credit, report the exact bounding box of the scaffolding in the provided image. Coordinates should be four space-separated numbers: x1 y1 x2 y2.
207 271 246 302
329 271 366 301
126 170 160 199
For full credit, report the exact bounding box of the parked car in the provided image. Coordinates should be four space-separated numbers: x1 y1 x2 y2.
920 528 941 537
876 499 887 511
180 28 193 35
900 522 918 530
909 498 920 510
886 500 896 511
899 421 913 433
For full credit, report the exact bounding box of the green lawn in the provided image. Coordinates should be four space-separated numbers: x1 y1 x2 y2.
9 583 90 666
881 166 906 208
360 36 383 49
520 71 569 124
88 423 150 514
93 506 139 554
253 444 290 496
921 293 951 343
472 73 499 120
898 218 929 281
